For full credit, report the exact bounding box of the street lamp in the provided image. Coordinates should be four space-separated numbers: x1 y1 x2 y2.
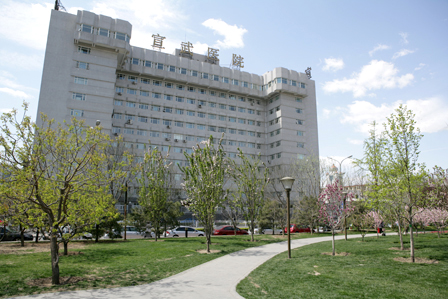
280 177 295 259
328 155 352 240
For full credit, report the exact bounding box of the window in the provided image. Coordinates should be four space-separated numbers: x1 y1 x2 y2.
131 58 139 65
124 128 134 134
126 88 137 95
186 123 195 129
140 90 149 97
239 142 246 147
150 131 159 137
187 98 195 104
248 143 255 148
112 127 121 134
197 124 206 130
168 65 175 72
115 32 128 41
219 115 226 121
176 84 185 90
295 97 303 103
125 115 135 121
173 147 182 153
296 108 303 114
187 86 195 92
164 95 172 101
199 88 206 94
138 116 148 123
222 77 229 84
80 24 92 33
198 100 206 105
297 142 305 148
156 63 164 70
126 102 136 108
232 79 238 86
151 105 160 111
229 129 236 134
297 131 304 136
277 153 281 159
238 130 246 136
248 109 254 114
78 46 90 54
151 118 160 124
276 106 280 112
186 111 195 116
76 61 89 69
141 78 150 84
176 109 184 115
243 81 248 88
163 120 172 126
186 136 194 141
137 130 147 136
74 77 87 85
198 112 206 118
209 126 216 132
113 113 122 119
218 127 226 133
176 96 184 103
72 92 86 101
209 90 216 96
161 146 169 152
276 129 281 135
179 68 187 75
276 141 281 147
219 92 226 98
152 92 161 99
296 119 304 125
229 153 236 158
291 80 297 87
238 97 246 102
229 106 236 111
257 121 261 126
257 132 261 138
174 134 184 140
301 83 306 88
229 140 236 146
136 143 145 150
114 100 122 106
175 121 183 127
229 95 236 100
209 102 216 108
269 109 274 115
139 103 149 110
257 110 261 116
153 80 162 86
202 73 209 79
70 109 84 117
248 120 255 126
238 119 246 124
219 104 226 110
190 70 198 77
144 61 152 68
206 114 215 120
163 107 172 113
238 107 246 113
128 75 137 83
229 117 236 123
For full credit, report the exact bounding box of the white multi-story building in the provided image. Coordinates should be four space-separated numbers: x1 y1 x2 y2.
37 9 319 210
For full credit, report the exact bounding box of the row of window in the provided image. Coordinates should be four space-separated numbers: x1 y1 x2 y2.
79 24 130 42
126 59 307 91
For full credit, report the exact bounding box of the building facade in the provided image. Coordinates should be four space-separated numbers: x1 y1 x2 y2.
37 10 319 211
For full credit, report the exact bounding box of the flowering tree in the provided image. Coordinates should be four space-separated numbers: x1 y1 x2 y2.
367 211 384 238
349 201 373 241
423 208 448 238
179 135 228 253
318 180 354 255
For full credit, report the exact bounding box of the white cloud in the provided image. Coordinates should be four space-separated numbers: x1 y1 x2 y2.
0 70 37 99
0 50 44 70
392 49 415 59
339 97 448 134
0 87 31 99
323 60 414 98
193 42 210 55
369 44 390 56
399 32 409 44
415 63 426 71
202 19 247 49
322 108 331 118
347 138 364 145
322 58 344 72
0 1 53 50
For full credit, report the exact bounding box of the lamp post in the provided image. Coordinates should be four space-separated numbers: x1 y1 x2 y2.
280 177 295 259
328 155 352 240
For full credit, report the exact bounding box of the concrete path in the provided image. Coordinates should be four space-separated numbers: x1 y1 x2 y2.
12 234 380 299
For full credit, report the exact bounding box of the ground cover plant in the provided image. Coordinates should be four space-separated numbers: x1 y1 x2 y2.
0 233 317 298
237 233 448 299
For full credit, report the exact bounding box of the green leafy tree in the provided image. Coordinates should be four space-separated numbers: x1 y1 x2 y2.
180 135 228 253
229 149 269 241
293 196 320 235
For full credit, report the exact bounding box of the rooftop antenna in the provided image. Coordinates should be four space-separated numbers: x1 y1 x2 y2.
54 0 66 11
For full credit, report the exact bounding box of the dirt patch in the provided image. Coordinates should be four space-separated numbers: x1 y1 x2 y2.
389 247 410 251
26 276 85 287
196 249 221 254
0 242 86 255
321 252 351 256
146 239 165 242
394 257 439 264
308 270 321 276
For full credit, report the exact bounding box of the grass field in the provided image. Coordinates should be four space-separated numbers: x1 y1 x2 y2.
0 233 313 298
237 232 448 299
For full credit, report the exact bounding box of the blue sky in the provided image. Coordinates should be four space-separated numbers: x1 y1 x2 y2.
0 0 447 170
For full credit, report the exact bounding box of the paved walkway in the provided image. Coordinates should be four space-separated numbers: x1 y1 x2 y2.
12 234 380 299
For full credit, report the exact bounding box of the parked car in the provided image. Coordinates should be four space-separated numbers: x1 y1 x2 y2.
165 226 204 237
0 227 33 241
103 230 122 239
284 224 312 234
254 228 283 235
213 226 248 235
318 226 332 233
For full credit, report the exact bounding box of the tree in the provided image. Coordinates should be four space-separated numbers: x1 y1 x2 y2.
293 196 320 235
229 149 269 241
318 180 354 255
180 135 228 253
258 199 286 235
349 201 374 241
138 146 172 241
0 104 120 284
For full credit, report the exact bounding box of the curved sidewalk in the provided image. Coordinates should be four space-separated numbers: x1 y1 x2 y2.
12 234 378 299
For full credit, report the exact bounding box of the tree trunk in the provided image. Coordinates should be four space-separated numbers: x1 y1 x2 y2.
397 222 404 250
50 233 60 285
63 240 68 255
332 229 335 256
20 224 25 247
95 224 99 243
35 228 39 243
409 224 415 263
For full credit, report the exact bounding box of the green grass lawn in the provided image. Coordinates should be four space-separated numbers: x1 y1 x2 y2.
237 232 448 299
0 233 312 298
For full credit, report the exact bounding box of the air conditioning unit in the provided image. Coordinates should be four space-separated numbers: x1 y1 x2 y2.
163 109 166 112
167 125 170 129
198 104 202 108
165 138 170 141
132 81 137 85
183 140 187 143
117 92 122 95
174 139 178 142
251 103 254 106
113 133 118 136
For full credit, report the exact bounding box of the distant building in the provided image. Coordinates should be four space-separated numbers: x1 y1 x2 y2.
37 9 319 212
